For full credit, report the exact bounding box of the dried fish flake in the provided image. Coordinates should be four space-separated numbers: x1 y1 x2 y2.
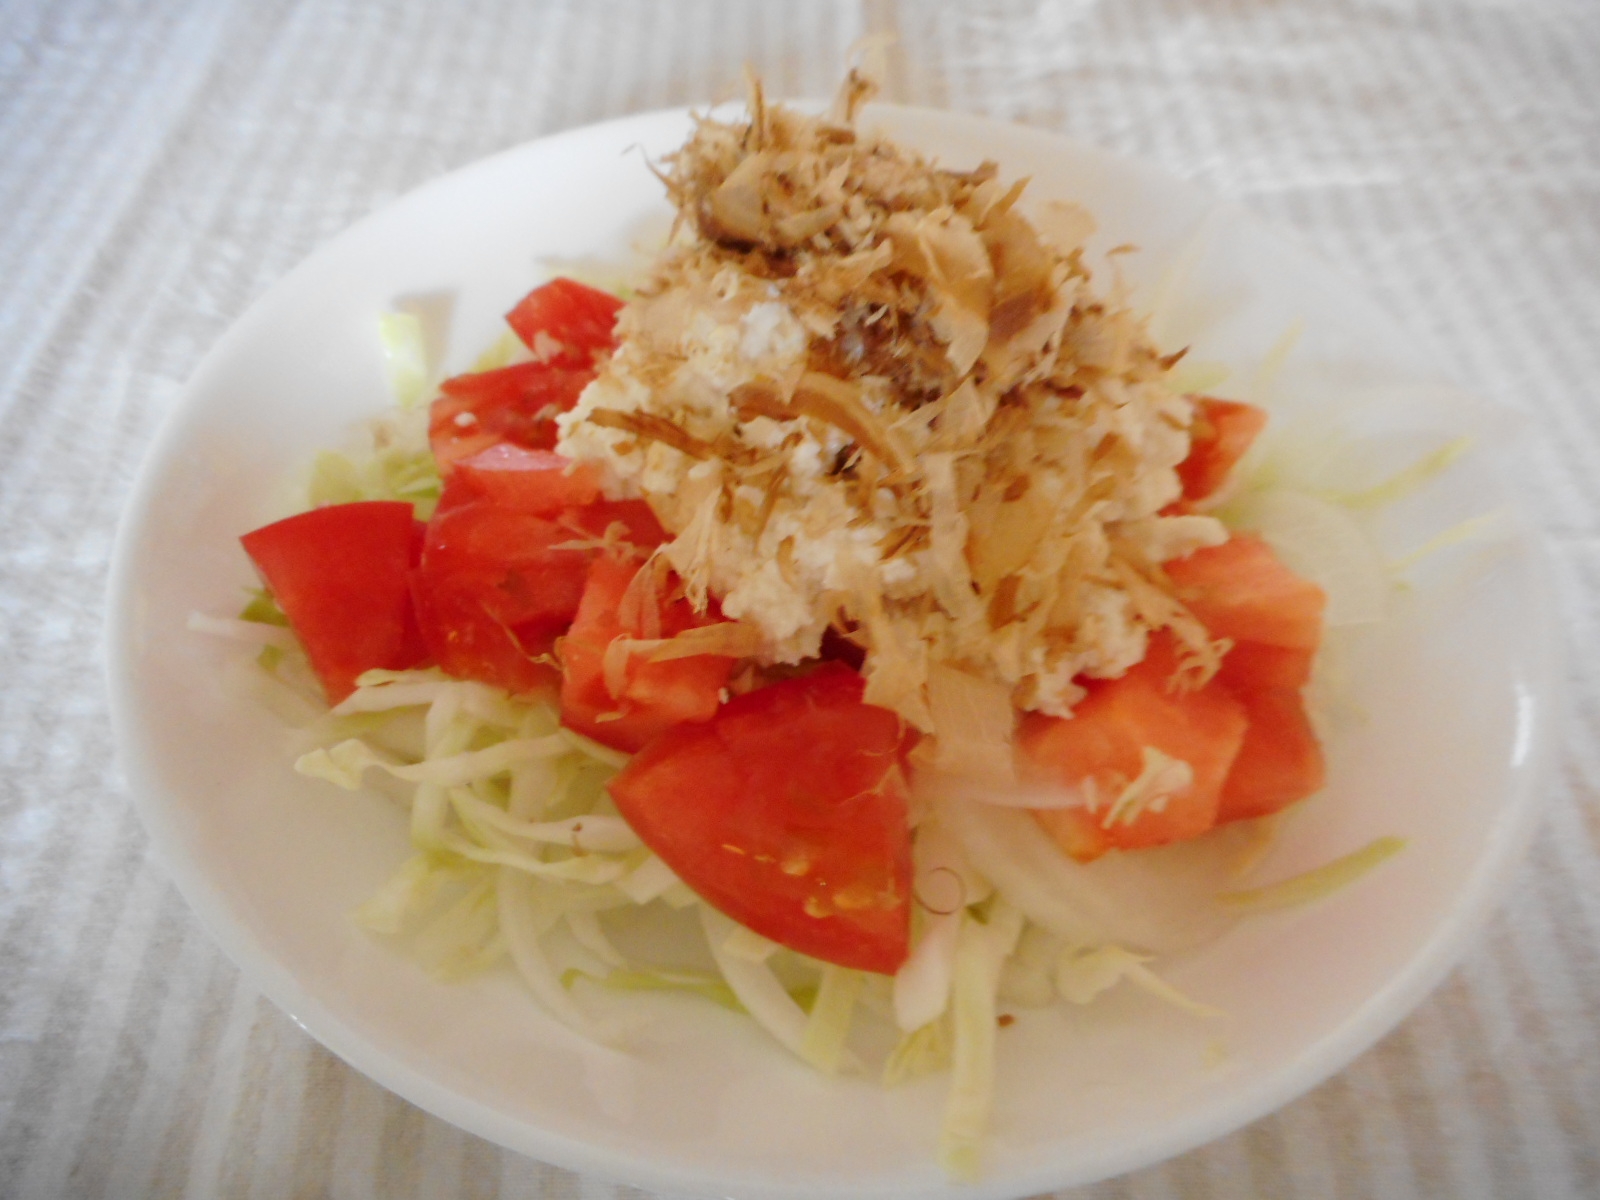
556 76 1228 729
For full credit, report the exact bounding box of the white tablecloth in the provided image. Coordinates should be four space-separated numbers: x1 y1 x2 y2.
4 1 1597 1196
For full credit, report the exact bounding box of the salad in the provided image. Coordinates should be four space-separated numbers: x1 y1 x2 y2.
212 74 1407 1177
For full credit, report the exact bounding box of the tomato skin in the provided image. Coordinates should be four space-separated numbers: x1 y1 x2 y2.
1020 643 1250 861
1175 398 1268 504
558 499 667 550
453 445 602 514
1215 639 1315 692
505 278 625 365
429 280 623 470
1025 538 1329 858
408 571 560 696
429 361 594 471
1165 534 1327 651
240 501 428 704
408 460 667 696
1217 685 1325 823
560 554 737 752
607 664 913 974
409 478 594 693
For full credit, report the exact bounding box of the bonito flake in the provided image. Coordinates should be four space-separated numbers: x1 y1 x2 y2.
557 73 1226 731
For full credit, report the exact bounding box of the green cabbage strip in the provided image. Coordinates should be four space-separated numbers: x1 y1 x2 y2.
1323 436 1472 511
306 400 441 518
883 1018 952 1088
1387 511 1511 575
290 668 654 1035
799 965 865 1075
1054 945 1221 1017
563 967 743 1011
939 899 1024 1181
1216 837 1407 913
239 588 289 627
377 311 431 410
699 905 814 1060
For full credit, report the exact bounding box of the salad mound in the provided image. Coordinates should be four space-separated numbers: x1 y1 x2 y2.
212 74 1403 1180
558 73 1227 730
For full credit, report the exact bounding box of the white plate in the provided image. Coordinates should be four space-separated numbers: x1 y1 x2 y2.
107 104 1558 1198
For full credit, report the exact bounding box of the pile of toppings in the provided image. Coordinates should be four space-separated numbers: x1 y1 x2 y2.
557 75 1227 731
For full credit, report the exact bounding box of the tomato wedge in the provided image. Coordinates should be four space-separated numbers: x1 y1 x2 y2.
409 492 581 694
409 464 667 696
240 501 427 704
1165 534 1327 650
607 664 914 974
1215 639 1315 692
427 279 624 471
1020 639 1249 861
1175 397 1268 504
1217 685 1325 823
453 445 603 514
429 361 594 471
560 554 739 752
505 277 625 365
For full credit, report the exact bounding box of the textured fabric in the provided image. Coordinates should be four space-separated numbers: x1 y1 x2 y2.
2 0 1597 1196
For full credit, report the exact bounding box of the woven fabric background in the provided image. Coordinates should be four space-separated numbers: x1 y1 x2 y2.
2 1 1597 1196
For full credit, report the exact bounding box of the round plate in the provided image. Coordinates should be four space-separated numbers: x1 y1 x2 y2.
107 104 1557 1198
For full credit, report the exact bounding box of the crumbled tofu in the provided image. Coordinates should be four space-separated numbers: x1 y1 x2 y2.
556 73 1228 730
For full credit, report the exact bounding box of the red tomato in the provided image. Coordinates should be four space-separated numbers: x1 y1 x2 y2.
608 664 914 973
1216 685 1325 823
560 554 738 752
1020 638 1250 862
505 277 625 365
408 571 559 696
1175 398 1268 504
409 471 667 695
429 361 594 471
1165 534 1326 651
453 445 602 514
240 501 427 704
410 479 593 693
1215 639 1315 692
557 499 667 550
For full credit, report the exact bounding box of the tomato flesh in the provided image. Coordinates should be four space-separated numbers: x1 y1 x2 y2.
1217 685 1325 823
1176 398 1268 504
408 448 667 698
1215 639 1315 692
240 501 427 704
556 499 667 550
505 277 625 365
1020 641 1249 861
408 475 593 692
428 279 623 470
607 664 913 973
429 361 594 471
560 554 738 752
1023 547 1329 856
1165 534 1326 650
453 445 602 514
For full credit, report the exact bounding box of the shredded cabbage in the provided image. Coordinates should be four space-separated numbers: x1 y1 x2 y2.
800 965 865 1075
377 311 431 410
939 900 1023 1181
1054 944 1220 1017
1216 836 1407 913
